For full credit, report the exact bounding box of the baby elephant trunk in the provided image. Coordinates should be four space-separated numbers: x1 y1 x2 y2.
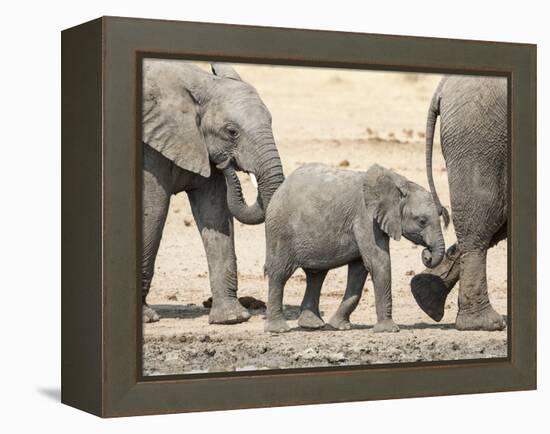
421 230 445 268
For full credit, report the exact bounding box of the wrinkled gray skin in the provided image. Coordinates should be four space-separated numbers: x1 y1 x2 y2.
142 60 284 324
263 163 446 333
411 76 507 331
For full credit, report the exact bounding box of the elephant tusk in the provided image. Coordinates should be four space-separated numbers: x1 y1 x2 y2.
249 173 258 188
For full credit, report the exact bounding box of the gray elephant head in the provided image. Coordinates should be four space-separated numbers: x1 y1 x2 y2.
143 60 284 224
364 165 447 268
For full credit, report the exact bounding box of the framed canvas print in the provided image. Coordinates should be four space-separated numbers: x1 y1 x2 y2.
61 16 536 417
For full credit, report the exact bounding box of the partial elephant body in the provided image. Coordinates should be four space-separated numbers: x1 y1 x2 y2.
264 163 445 333
412 76 507 331
142 144 249 324
142 60 284 324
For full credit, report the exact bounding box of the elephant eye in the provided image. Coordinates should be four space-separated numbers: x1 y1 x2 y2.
225 126 240 139
417 217 428 227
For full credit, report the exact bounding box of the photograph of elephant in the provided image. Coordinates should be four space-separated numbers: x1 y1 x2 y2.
141 59 508 376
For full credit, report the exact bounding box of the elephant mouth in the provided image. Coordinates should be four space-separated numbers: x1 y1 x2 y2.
217 157 259 188
402 231 444 268
403 232 427 247
217 154 284 225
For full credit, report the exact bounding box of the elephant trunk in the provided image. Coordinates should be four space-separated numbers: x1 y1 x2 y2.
218 144 284 225
421 228 445 268
254 147 285 211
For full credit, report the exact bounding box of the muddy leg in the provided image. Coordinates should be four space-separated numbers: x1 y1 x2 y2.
328 260 367 330
142 152 172 324
264 271 291 333
455 249 506 331
371 259 399 333
188 170 250 325
298 269 328 329
410 244 461 321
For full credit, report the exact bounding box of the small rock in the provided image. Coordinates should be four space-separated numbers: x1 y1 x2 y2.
405 270 415 276
173 208 180 214
202 297 213 308
327 352 346 363
239 296 266 310
167 294 178 301
298 348 317 361
339 159 350 167
164 351 179 362
183 219 192 227
204 348 216 357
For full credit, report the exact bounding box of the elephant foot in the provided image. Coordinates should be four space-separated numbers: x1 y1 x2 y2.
373 319 400 333
143 304 160 323
264 318 290 333
298 310 325 329
208 298 251 324
410 244 460 322
455 306 506 331
327 314 352 331
410 274 452 322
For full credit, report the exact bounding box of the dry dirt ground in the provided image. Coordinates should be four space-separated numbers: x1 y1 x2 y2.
143 64 507 376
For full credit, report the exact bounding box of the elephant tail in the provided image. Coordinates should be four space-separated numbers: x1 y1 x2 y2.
426 90 450 228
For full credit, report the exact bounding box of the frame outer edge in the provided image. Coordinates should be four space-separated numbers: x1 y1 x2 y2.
96 17 536 416
61 17 105 416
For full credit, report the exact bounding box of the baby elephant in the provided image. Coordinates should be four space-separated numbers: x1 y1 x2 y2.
263 163 446 333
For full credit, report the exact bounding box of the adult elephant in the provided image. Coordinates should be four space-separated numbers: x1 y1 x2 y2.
410 76 507 331
142 60 284 324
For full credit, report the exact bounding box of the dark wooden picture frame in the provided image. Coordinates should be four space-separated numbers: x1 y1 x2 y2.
61 16 536 417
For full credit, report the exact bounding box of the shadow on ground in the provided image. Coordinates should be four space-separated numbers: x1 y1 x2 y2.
38 388 60 402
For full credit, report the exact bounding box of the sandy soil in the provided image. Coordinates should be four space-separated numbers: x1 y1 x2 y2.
143 64 507 376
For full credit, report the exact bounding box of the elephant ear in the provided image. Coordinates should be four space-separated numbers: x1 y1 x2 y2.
142 63 210 178
211 63 242 81
364 165 406 241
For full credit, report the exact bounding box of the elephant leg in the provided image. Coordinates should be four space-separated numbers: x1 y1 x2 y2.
455 249 506 331
410 244 461 322
298 269 328 329
448 169 506 331
142 166 172 324
370 257 399 333
188 169 250 325
328 260 368 330
264 269 292 333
